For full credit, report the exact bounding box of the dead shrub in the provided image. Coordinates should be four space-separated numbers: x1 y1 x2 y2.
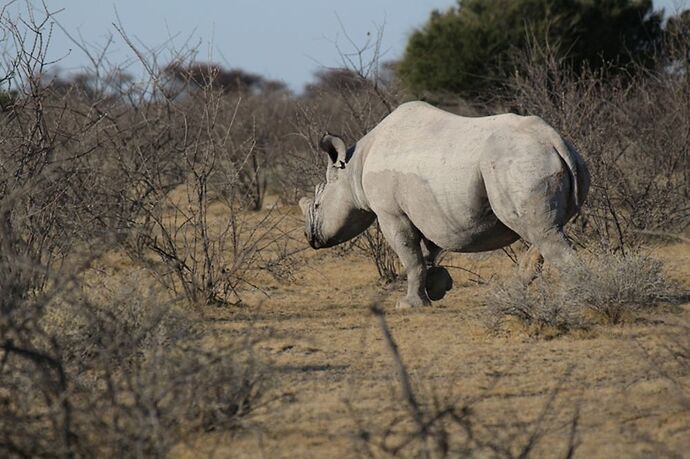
486 252 680 333
561 252 679 324
164 61 296 210
116 85 293 306
1 269 268 458
49 23 298 307
0 7 114 292
486 275 587 335
60 279 266 456
0 6 270 457
353 221 402 283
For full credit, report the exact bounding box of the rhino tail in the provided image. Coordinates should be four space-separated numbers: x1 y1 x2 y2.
553 138 590 214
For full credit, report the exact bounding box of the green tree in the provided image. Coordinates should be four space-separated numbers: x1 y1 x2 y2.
397 0 663 98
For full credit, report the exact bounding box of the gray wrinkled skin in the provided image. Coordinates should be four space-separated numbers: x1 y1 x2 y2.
300 101 590 309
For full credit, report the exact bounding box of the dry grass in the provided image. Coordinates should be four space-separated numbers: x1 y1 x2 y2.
170 241 690 459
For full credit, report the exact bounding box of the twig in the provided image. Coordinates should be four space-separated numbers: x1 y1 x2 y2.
634 229 690 245
370 305 425 429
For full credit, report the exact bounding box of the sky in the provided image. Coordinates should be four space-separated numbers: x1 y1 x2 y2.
3 0 688 93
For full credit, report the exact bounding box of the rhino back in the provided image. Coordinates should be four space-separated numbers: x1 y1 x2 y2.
360 102 560 250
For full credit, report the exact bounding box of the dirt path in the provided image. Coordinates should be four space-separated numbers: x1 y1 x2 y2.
175 244 690 458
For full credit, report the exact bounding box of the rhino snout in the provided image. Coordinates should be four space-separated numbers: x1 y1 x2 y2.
304 229 321 249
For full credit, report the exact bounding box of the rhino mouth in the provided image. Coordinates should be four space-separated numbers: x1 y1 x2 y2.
305 204 323 249
307 235 321 249
303 183 327 249
306 224 323 249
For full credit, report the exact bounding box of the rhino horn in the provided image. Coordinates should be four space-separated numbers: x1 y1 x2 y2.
319 133 347 168
298 197 313 216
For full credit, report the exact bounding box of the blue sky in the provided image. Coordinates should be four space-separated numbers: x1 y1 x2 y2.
4 0 687 92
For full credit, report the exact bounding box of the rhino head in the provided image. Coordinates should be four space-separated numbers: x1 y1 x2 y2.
299 133 375 249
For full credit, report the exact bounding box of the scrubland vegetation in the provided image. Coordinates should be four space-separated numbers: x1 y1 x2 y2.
1 1 689 457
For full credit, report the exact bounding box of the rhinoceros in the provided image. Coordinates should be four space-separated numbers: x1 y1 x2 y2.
299 101 590 309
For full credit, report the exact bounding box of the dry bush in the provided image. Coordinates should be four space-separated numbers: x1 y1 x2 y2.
1 263 267 458
0 18 293 307
113 83 294 305
164 61 296 210
37 22 297 306
507 37 690 251
0 4 116 293
486 276 587 334
0 5 271 457
352 221 402 283
0 9 299 307
561 253 679 324
486 252 680 333
55 279 266 456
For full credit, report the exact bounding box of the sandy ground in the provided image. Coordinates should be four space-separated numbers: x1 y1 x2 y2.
145 207 690 458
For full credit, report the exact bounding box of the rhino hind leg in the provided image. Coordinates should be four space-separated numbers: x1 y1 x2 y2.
482 155 579 274
518 244 544 284
529 229 578 270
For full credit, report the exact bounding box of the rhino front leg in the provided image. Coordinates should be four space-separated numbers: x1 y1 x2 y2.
377 212 431 309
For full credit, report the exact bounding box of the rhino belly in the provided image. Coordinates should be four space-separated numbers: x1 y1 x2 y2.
394 174 519 252
364 168 519 252
412 204 519 252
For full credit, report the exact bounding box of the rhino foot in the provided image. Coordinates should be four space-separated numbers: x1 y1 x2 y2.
426 266 453 301
396 296 431 310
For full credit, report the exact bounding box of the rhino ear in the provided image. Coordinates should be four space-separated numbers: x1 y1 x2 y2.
319 133 347 169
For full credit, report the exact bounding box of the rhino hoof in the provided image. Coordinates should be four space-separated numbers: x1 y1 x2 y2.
426 266 453 301
396 297 431 309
